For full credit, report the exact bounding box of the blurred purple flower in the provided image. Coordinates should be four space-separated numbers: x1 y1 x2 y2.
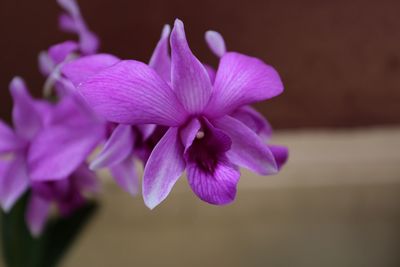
0 77 104 235
76 19 285 208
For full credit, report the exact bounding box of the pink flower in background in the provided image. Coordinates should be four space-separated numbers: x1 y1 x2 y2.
0 77 104 235
75 19 285 208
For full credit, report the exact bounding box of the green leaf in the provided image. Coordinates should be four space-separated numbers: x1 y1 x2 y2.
1 193 98 267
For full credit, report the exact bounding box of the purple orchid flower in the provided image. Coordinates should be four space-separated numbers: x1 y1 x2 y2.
75 19 284 209
0 77 104 235
61 26 172 196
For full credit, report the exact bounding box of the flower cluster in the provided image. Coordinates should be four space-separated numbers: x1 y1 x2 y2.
0 0 288 236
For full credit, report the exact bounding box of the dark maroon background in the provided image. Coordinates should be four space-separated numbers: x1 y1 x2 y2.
1 0 399 129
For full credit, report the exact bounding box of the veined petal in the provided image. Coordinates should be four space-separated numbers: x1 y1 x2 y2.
187 155 239 205
213 116 277 175
48 41 79 65
143 127 185 209
10 77 43 140
149 24 171 82
79 60 187 126
231 106 272 140
90 124 134 170
25 194 51 237
0 153 29 212
110 156 139 196
0 121 25 153
205 30 226 58
205 52 284 118
171 19 212 114
269 145 288 170
62 54 120 87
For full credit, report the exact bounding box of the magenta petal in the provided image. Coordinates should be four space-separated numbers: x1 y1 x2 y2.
213 116 277 175
137 124 156 141
38 51 56 76
205 30 226 57
0 154 29 212
73 164 100 193
204 64 216 84
48 41 79 65
231 106 272 140
149 24 171 82
10 77 43 140
90 124 134 170
171 19 213 114
62 54 120 87
143 127 185 209
25 194 51 237
79 60 187 126
180 118 201 153
0 121 25 153
206 52 284 118
110 156 139 196
187 155 239 205
59 14 77 33
269 145 288 170
79 30 100 55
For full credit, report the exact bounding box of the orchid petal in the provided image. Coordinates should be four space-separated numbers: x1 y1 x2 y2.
205 30 226 57
38 51 56 76
137 124 156 141
57 0 80 17
25 194 51 237
110 156 139 196
269 145 289 170
59 14 77 33
231 106 272 140
79 30 100 55
48 41 79 65
187 155 239 205
10 77 43 140
149 24 171 82
79 60 187 126
0 154 29 212
205 52 283 118
171 19 213 113
143 127 185 209
90 124 134 170
213 116 277 175
0 121 25 153
180 118 201 153
62 54 120 87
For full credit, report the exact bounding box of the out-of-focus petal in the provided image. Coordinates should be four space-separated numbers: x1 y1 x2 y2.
90 124 134 170
79 30 100 55
57 0 80 17
48 41 79 65
110 156 139 196
180 118 201 153
269 145 288 170
205 52 284 118
38 51 56 76
137 124 156 141
59 14 77 33
231 106 272 140
149 24 171 82
213 116 277 175
10 77 43 140
171 19 212 114
79 60 188 126
0 153 29 212
187 155 239 205
205 30 226 58
0 121 25 153
62 54 120 87
25 194 51 237
143 127 185 209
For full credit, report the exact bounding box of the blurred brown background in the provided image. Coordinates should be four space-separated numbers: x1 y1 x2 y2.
1 0 399 129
